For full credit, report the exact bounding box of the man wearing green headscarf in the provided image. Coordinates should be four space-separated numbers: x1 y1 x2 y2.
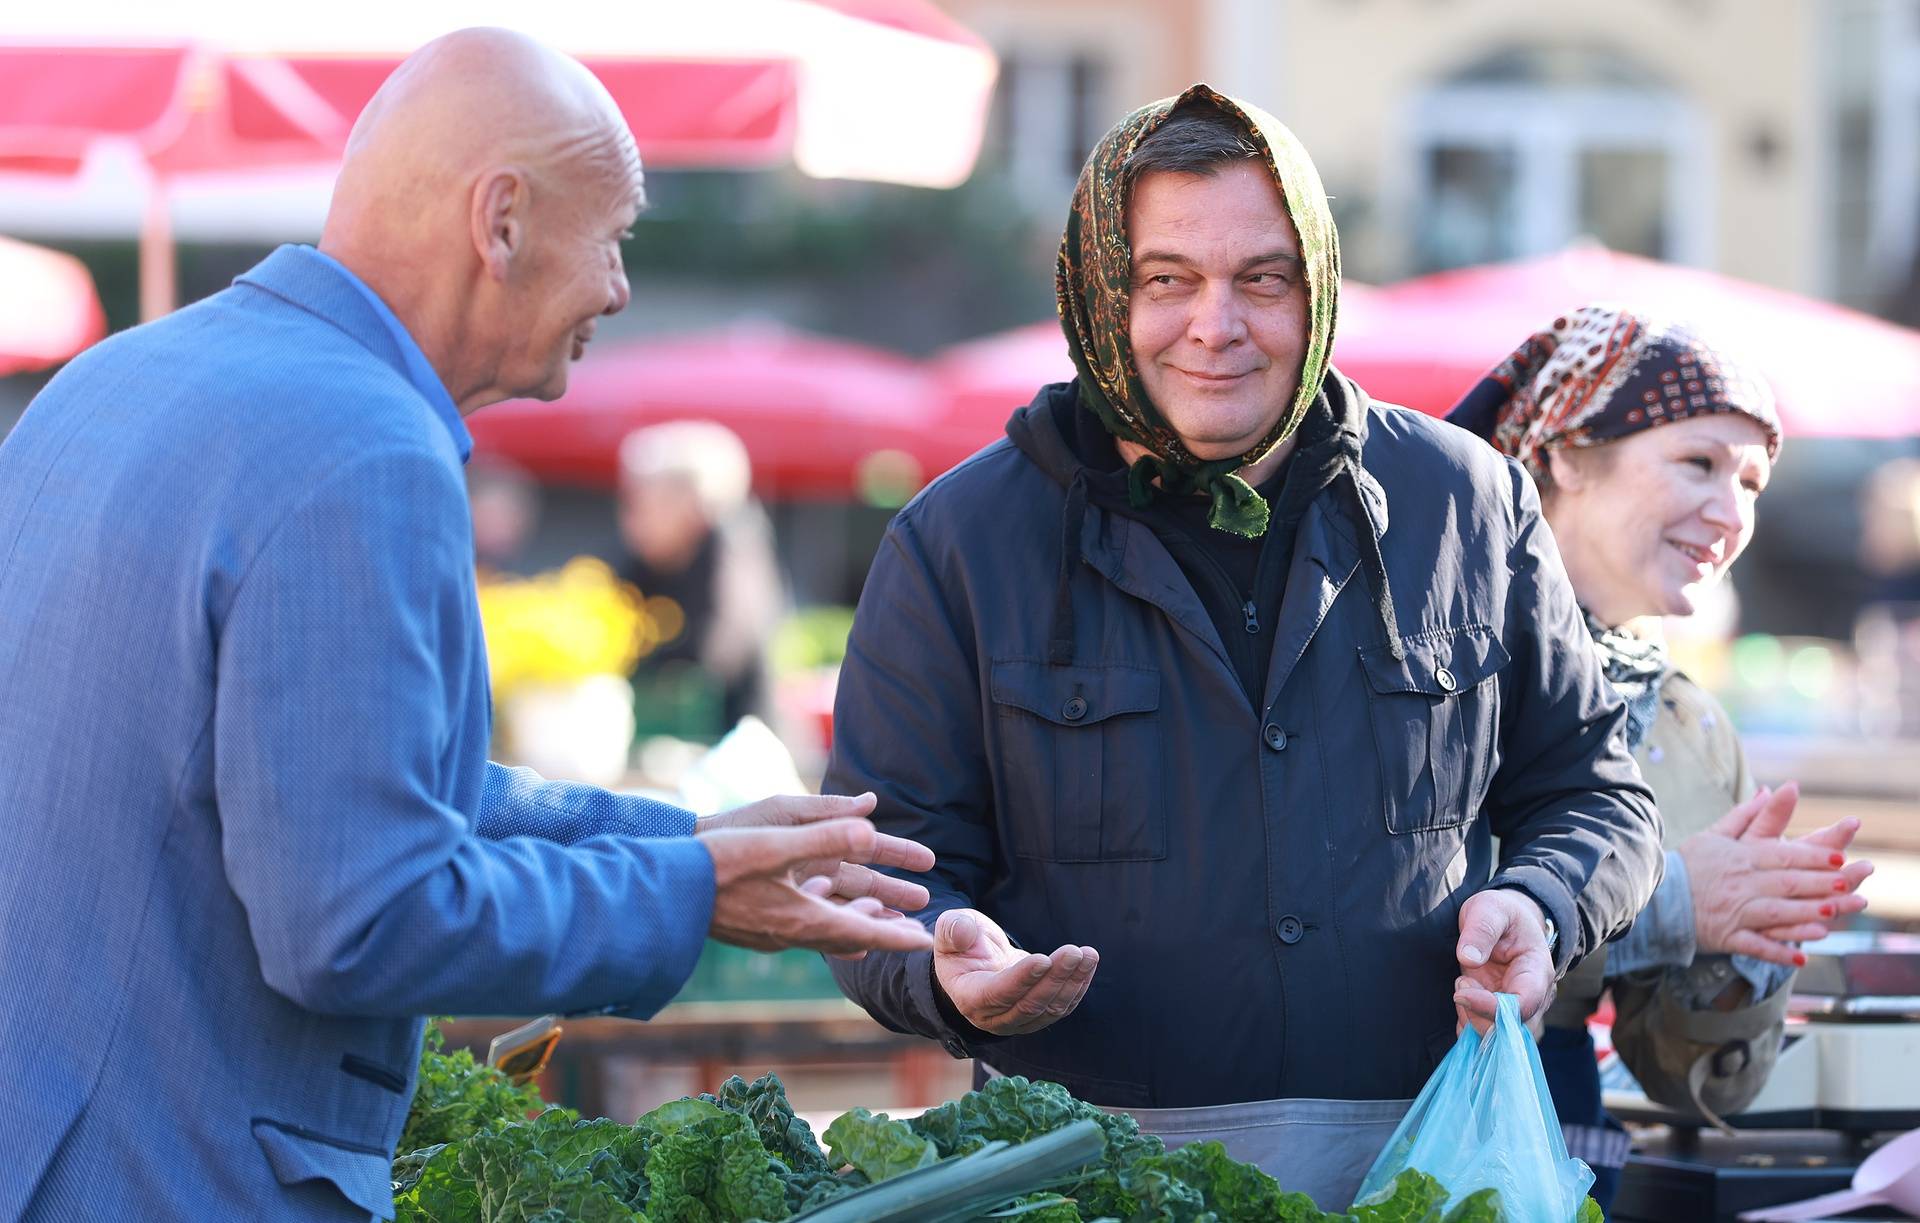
826 86 1662 1208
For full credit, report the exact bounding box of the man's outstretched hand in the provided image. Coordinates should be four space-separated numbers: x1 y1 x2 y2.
1454 888 1555 1036
701 792 935 916
934 908 1098 1037
697 794 935 959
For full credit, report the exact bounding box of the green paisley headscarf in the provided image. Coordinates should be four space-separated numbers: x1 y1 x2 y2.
1055 83 1341 538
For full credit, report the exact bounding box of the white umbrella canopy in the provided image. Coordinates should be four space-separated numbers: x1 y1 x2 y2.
0 0 998 315
0 0 998 189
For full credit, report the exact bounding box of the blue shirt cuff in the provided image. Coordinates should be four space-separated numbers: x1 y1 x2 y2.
479 762 697 844
1605 850 1697 976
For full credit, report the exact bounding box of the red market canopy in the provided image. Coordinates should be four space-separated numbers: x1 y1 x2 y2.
0 45 795 179
1332 246 1920 440
0 234 105 376
0 1 994 185
0 1 997 316
468 323 952 501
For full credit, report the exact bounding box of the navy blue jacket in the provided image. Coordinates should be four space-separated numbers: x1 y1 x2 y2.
826 375 1662 1109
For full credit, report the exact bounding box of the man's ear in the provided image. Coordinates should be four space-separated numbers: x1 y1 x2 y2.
470 167 529 282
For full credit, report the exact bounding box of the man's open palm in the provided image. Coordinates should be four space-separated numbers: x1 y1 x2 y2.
934 909 1098 1037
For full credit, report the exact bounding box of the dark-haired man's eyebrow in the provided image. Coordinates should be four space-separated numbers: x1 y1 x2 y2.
1131 248 1302 272
1239 251 1303 273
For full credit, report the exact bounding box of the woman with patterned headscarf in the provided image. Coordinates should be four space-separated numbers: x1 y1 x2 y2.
1449 306 1875 1211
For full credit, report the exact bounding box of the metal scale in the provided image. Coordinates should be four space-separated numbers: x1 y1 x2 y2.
1607 933 1920 1222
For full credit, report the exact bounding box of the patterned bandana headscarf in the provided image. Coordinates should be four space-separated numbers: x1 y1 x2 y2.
1446 303 1782 487
1449 304 1779 714
1055 83 1340 538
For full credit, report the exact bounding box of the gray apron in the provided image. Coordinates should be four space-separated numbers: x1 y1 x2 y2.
980 1064 1411 1213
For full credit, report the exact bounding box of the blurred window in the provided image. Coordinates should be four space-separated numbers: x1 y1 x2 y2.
1408 47 1706 273
1869 2 1920 304
1421 144 1519 270
989 49 1112 211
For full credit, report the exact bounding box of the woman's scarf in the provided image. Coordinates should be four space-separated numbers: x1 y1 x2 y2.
1585 611 1671 750
1446 304 1781 486
1054 83 1340 538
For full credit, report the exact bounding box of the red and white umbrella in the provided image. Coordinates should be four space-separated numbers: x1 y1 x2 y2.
0 0 997 316
0 234 105 376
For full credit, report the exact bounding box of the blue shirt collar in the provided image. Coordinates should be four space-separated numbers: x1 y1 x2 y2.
235 245 473 462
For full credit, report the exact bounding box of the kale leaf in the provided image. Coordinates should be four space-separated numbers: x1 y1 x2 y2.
1347 1169 1450 1223
702 1073 831 1174
395 1111 648 1222
822 1107 940 1183
1119 1140 1331 1222
647 1111 791 1222
399 1020 552 1155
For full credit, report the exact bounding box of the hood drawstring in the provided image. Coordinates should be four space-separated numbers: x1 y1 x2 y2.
1342 466 1403 662
1327 425 1404 663
1049 470 1090 666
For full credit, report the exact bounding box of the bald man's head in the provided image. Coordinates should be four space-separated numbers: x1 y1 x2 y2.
321 29 644 412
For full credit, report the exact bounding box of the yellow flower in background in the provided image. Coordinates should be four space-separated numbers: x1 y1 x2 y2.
478 557 648 695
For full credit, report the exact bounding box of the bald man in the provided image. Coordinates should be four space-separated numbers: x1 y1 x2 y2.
0 30 931 1222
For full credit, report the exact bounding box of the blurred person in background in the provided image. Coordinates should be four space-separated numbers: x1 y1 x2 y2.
1450 305 1875 1213
467 452 542 575
1856 458 1920 736
617 420 784 739
1861 457 1920 607
0 30 933 1222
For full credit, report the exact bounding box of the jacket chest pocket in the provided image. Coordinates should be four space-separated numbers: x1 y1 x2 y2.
987 660 1165 862
1359 626 1509 834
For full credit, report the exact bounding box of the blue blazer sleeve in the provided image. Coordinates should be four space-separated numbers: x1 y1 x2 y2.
479 762 698 844
213 447 714 1019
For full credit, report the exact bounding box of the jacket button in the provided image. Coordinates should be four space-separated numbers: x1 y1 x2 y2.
1276 915 1305 944
1263 723 1287 751
1062 696 1089 721
1435 666 1458 692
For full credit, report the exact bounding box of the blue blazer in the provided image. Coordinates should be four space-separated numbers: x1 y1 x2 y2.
0 247 716 1221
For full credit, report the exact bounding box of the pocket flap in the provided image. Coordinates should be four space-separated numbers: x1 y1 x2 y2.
253 1118 396 1220
989 660 1159 726
1359 626 1510 697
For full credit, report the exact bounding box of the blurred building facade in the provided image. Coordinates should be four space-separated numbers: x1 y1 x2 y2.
947 0 1920 320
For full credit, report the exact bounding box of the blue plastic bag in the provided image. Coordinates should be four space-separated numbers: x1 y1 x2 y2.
1354 993 1595 1221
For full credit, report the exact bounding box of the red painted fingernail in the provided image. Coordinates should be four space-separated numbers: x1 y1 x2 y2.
1835 879 1849 892
1794 951 1808 967
1820 903 1835 918
1830 853 1846 867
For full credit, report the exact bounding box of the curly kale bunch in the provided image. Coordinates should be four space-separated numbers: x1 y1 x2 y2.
398 1021 553 1155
